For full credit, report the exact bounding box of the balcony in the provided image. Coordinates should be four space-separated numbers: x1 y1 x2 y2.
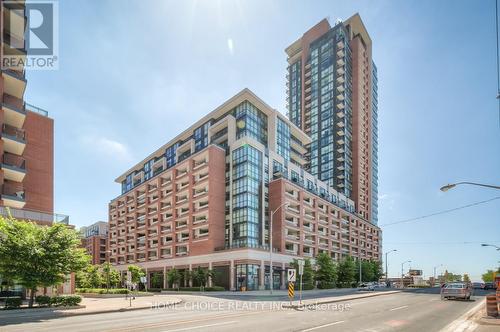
1 183 25 209
1 69 26 99
2 95 26 128
1 153 25 182
1 124 25 155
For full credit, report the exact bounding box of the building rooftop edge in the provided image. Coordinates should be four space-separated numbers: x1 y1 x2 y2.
113 88 310 184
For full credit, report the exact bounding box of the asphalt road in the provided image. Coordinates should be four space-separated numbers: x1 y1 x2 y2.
1 289 490 332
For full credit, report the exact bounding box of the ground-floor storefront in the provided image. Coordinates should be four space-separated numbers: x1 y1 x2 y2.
114 248 297 291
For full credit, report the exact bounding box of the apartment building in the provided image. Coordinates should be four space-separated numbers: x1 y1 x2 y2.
109 89 381 291
0 0 73 295
0 0 69 225
286 14 379 224
81 221 109 265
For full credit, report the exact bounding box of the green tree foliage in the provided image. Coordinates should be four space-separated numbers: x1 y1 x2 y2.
314 252 337 288
127 265 145 284
290 258 315 289
167 268 181 289
151 272 163 289
337 256 357 287
482 269 500 282
463 274 471 283
358 260 374 283
0 217 89 307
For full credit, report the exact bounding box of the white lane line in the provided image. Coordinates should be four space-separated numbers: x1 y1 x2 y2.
389 305 408 311
161 320 238 332
300 320 345 331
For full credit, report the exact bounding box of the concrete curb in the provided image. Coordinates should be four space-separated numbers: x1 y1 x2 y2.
0 298 182 319
0 305 86 314
439 298 485 332
282 290 400 308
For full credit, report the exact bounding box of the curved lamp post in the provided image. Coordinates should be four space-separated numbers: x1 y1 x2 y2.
481 243 500 251
440 182 500 192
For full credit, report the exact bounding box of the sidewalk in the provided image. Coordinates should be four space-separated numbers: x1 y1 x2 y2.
0 295 182 318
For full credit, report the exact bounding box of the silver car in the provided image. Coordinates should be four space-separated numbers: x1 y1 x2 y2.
440 282 472 300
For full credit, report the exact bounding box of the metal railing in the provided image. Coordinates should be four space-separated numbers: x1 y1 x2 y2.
0 206 69 224
24 103 48 117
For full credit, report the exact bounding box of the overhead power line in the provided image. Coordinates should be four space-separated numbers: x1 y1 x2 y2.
380 196 500 227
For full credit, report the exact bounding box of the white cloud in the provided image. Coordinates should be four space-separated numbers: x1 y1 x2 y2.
227 38 234 55
379 192 397 211
80 136 132 163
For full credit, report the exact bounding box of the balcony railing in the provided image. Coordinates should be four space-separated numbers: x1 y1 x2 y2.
2 153 25 170
0 206 69 224
2 123 25 142
24 103 48 117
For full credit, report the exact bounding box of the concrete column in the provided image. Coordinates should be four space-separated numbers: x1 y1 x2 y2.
208 262 213 287
163 266 168 289
145 268 149 288
280 263 286 290
259 260 265 290
188 264 193 287
230 260 235 291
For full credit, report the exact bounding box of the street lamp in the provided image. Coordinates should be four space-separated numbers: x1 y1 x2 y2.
433 264 443 285
400 260 411 288
440 182 500 192
384 249 397 286
481 243 500 251
269 202 289 294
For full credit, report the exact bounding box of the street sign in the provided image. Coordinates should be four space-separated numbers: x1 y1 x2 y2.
297 260 305 275
140 276 147 284
288 282 295 299
287 268 297 282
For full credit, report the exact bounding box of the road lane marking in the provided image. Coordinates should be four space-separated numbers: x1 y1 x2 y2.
389 305 408 311
103 310 264 332
300 320 345 331
161 320 238 332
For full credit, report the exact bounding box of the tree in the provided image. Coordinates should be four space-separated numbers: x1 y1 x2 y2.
337 256 356 287
108 268 121 288
290 258 315 289
463 274 471 283
167 268 181 289
315 253 337 288
86 265 103 288
127 265 145 286
0 217 89 307
482 269 499 282
151 272 163 289
371 260 384 281
101 262 112 291
358 260 375 282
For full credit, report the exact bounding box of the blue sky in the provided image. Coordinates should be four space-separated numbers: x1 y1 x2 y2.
25 0 499 280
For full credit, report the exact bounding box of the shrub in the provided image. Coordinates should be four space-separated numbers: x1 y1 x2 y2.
317 282 335 289
4 297 22 309
50 296 63 306
35 295 51 307
148 288 162 292
76 288 129 294
302 284 315 290
174 286 225 292
61 295 82 306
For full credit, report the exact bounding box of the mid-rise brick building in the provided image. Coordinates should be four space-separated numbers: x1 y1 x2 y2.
109 89 381 291
81 221 109 265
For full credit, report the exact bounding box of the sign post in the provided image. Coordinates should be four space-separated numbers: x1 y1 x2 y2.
140 276 147 293
287 268 296 305
297 260 305 305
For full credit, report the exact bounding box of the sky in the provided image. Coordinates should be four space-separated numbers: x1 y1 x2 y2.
25 0 500 281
